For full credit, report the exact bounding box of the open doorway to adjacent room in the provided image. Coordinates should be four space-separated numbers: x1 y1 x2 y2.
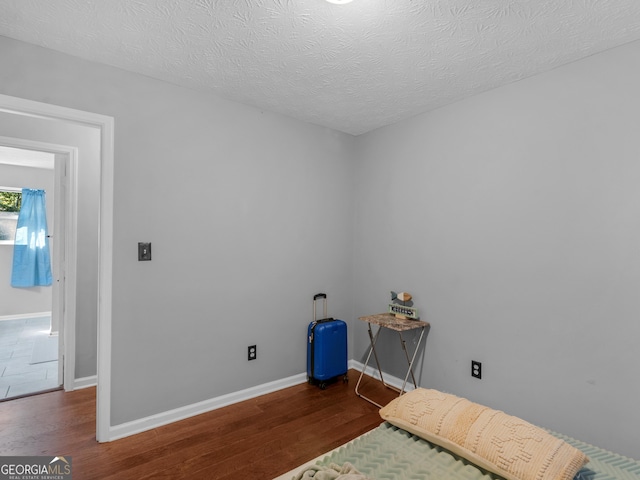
1 93 114 442
0 145 66 400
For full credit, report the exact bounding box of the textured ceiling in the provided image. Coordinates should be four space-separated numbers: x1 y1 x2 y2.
1 0 640 135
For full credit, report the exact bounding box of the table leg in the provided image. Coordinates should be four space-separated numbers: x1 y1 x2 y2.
399 326 425 395
355 324 385 408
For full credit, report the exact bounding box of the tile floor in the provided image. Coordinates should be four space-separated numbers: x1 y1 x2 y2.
0 316 60 400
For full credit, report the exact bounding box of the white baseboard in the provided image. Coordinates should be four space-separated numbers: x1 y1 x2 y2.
0 312 51 322
73 375 97 390
108 372 308 442
104 363 414 442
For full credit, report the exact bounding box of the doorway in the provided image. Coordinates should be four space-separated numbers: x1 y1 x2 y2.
0 143 72 400
0 93 114 442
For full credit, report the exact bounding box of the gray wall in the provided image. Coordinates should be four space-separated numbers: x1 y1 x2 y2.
0 163 54 316
352 39 640 458
108 76 355 424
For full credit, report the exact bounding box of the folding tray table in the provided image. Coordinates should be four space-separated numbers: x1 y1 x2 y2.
355 313 430 408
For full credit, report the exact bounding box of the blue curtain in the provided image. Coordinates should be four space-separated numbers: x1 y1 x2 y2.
11 188 52 287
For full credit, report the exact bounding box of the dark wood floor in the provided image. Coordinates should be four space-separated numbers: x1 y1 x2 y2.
0 370 398 479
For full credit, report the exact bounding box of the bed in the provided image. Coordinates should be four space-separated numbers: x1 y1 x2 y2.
274 388 640 480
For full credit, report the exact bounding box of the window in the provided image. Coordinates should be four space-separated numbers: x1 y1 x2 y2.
0 188 22 245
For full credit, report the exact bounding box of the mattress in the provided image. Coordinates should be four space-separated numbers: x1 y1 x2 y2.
277 422 640 480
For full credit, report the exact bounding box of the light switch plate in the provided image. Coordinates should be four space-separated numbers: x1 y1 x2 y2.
138 242 151 261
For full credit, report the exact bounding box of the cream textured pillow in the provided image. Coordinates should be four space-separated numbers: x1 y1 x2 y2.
379 388 588 480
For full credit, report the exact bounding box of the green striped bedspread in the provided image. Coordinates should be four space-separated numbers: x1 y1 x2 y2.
311 422 640 480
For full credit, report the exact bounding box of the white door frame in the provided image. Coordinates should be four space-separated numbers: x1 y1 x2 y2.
0 136 78 391
0 94 114 442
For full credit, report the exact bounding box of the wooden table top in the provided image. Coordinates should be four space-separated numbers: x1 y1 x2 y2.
358 313 429 332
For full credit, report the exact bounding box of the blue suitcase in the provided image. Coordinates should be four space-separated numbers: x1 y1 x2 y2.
307 293 348 389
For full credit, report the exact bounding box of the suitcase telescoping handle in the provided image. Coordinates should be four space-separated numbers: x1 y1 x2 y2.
313 293 328 322
310 293 332 344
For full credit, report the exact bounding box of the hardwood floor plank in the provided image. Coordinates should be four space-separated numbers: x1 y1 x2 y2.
0 370 400 479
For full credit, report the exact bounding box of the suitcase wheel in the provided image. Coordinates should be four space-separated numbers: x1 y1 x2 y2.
319 382 327 390
343 374 349 383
